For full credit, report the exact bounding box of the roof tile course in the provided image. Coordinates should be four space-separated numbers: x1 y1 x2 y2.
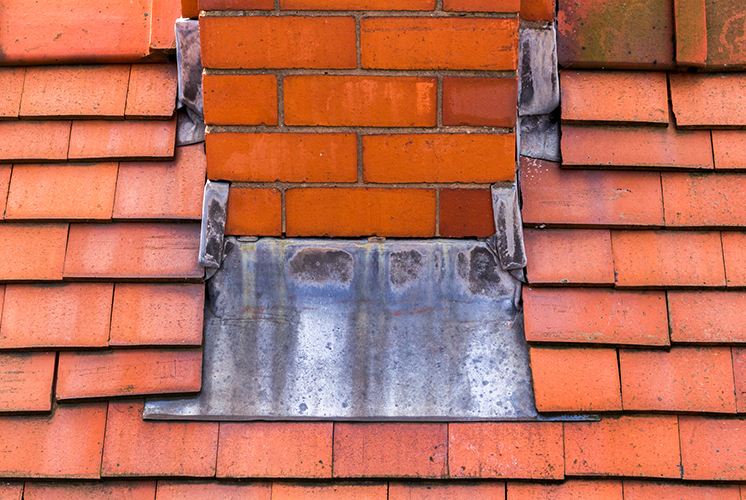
679 417 746 480
68 120 177 161
125 64 179 118
0 352 55 412
0 69 25 119
523 229 614 284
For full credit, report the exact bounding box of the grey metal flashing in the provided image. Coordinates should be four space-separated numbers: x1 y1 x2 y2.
175 18 205 145
198 181 229 271
518 24 560 117
519 112 561 161
489 184 527 283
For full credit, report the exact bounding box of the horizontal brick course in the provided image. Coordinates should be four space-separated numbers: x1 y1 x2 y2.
225 187 283 236
203 73 278 126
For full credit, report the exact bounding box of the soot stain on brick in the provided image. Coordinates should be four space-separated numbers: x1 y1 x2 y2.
390 249 424 287
289 248 353 284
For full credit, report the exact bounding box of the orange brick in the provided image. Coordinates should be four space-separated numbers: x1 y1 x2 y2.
156 482 271 500
6 163 118 220
183 0 199 15
225 187 282 236
282 0 434 9
109 284 205 346
0 283 113 348
0 121 71 162
508 480 623 500
530 347 622 412
612 231 725 286
203 74 277 126
0 68 25 118
102 401 219 477
442 77 516 126
524 229 614 285
620 347 736 413
448 422 563 479
200 16 356 69
564 416 681 478
520 158 664 226
0 166 12 218
217 423 333 477
272 484 387 500
361 18 518 70
0 353 55 412
68 120 176 160
712 131 746 169
560 71 669 124
113 144 206 219
206 132 357 182
439 189 494 238
523 288 669 345
389 482 506 500
735 348 746 412
333 423 447 478
285 76 436 127
722 232 746 286
151 0 181 50
56 349 202 400
623 481 741 500
286 188 436 237
200 0 274 8
520 0 554 20
444 0 518 11
20 66 129 118
0 223 68 280
668 291 746 343
561 125 713 169
679 417 746 480
364 134 514 183
125 64 178 118
663 172 746 226
0 403 107 478
670 73 746 127
64 223 202 279
24 482 155 500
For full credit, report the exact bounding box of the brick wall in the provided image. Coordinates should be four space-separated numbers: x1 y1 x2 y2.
200 1 524 238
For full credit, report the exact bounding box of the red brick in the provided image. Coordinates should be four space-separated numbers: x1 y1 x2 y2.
285 76 436 127
663 172 746 226
361 18 518 70
113 144 205 220
282 0 434 9
200 16 356 69
0 0 151 64
225 187 282 236
0 68 25 118
0 166 12 218
713 131 746 169
102 401 219 477
561 125 713 169
439 189 494 238
524 229 614 285
612 231 725 287
151 0 181 50
217 423 333 478
520 0 554 21
206 133 357 182
200 0 274 9
679 417 746 480
444 0 518 11
520 158 663 226
508 480 623 500
0 482 21 500
523 288 669 345
620 347 736 413
668 291 746 343
110 284 205 346
721 232 746 286
20 66 129 118
624 481 741 500
126 64 178 118
364 134 514 183
564 416 681 478
0 353 55 412
0 122 71 162
674 0 708 65
56 349 202 400
272 484 387 500
68 120 176 160
0 223 68 280
333 423 446 478
203 74 277 126
670 74 746 127
449 422 563 479
530 347 621 412
0 403 107 478
24 482 156 500
1 283 112 349
560 71 669 124
389 482 506 500
286 188 436 237
557 0 674 68
6 163 118 220
64 223 202 279
156 481 272 500
442 77 516 127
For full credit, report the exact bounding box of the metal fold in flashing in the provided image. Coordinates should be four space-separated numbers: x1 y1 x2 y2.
198 181 229 271
175 18 205 145
146 237 548 421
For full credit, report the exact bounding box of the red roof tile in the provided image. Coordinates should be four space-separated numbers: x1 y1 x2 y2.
674 0 708 66
271 483 387 500
389 482 506 500
563 416 681 478
0 223 69 281
150 0 182 50
0 352 55 412
670 73 746 127
623 481 742 500
225 187 283 236
668 291 746 343
0 122 71 163
68 120 176 161
679 417 746 480
125 64 178 118
721 232 746 286
155 481 272 500
700 0 746 67
734 349 746 413
333 423 447 478
0 482 21 500
0 166 10 218
712 131 746 169
0 69 25 119
524 229 614 285
508 480 623 500
102 401 219 477
23 481 156 500
662 172 746 227
217 422 333 478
